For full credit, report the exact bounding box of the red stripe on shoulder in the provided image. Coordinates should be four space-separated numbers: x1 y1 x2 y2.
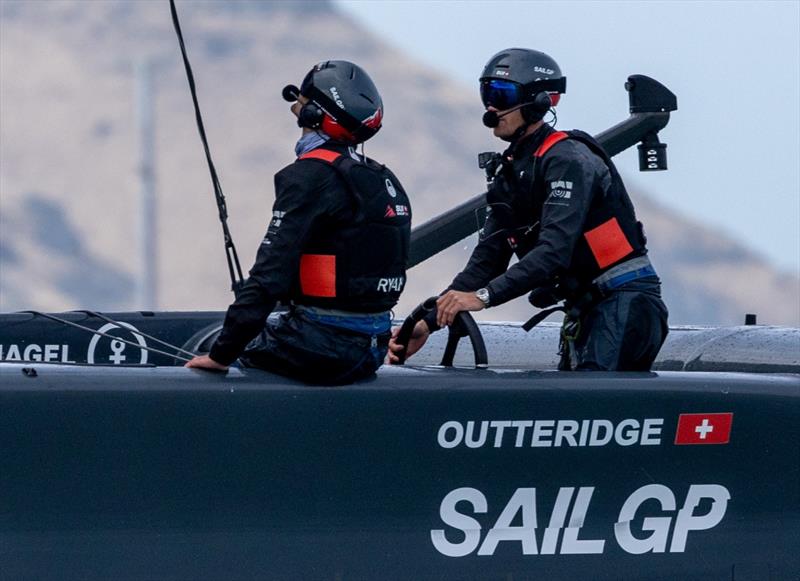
534 131 569 157
298 149 341 163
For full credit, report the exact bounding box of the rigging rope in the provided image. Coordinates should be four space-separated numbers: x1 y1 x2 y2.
19 311 194 363
169 0 244 296
76 310 198 358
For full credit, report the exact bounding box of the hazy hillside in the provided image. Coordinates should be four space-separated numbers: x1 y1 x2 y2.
1 0 797 326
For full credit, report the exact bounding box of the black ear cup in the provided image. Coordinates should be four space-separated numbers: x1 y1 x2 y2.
521 92 553 122
298 102 325 129
532 92 552 114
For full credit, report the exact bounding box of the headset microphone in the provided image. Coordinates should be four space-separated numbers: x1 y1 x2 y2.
482 102 529 128
482 110 500 128
282 84 300 102
482 92 555 128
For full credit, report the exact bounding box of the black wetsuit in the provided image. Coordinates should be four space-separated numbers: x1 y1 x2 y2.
210 141 411 383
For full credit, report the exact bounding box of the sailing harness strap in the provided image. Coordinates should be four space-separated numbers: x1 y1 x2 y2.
520 288 601 371
169 0 244 296
521 257 657 369
513 131 655 369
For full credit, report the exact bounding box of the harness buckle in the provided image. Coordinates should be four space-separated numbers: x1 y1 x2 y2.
561 318 581 342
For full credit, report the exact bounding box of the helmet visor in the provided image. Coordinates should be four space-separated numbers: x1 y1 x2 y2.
480 79 522 110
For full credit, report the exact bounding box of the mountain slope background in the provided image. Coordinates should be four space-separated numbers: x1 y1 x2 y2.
1 0 797 326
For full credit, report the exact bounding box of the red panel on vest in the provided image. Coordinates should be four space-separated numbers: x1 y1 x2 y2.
583 217 634 268
298 149 341 163
300 254 336 297
534 131 568 157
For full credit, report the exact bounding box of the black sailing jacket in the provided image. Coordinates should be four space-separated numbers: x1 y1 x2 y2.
210 142 410 365
448 124 647 307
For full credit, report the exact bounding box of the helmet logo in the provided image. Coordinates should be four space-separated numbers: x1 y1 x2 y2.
363 108 383 130
330 86 345 109
385 178 397 198
534 66 554 75
493 69 510 77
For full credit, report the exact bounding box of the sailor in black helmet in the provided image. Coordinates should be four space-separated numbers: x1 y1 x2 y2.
389 48 667 371
187 61 411 384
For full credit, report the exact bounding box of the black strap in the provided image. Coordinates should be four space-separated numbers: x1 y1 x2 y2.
305 85 377 143
300 151 370 225
522 284 605 333
524 77 567 95
169 0 244 296
522 305 565 332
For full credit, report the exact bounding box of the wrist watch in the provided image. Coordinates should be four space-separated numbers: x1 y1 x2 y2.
475 287 491 307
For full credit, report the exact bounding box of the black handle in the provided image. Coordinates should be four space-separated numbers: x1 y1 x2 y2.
393 297 438 365
440 311 488 368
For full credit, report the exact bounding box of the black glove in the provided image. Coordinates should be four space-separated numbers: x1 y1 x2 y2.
528 285 563 309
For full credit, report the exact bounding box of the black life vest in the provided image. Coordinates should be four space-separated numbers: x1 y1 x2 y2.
293 148 411 312
503 130 646 290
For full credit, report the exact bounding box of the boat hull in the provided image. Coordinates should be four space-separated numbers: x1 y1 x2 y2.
1 364 797 580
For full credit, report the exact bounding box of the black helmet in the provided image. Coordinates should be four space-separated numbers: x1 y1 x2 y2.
479 48 566 122
296 60 383 143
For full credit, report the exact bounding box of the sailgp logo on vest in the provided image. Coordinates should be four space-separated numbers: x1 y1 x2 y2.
377 277 404 292
549 180 572 199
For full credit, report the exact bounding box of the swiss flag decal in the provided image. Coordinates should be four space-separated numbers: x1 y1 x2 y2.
674 413 733 445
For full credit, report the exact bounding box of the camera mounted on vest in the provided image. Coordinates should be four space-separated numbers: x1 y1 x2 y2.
282 60 383 144
479 151 516 226
480 48 567 124
478 151 514 205
478 151 504 181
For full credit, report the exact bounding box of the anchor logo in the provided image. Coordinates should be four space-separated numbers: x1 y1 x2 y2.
86 322 148 365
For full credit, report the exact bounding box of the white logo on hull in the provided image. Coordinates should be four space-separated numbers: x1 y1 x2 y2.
431 484 730 557
87 322 148 365
437 418 664 448
0 343 75 362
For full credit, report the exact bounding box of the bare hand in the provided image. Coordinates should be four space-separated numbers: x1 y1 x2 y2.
388 320 430 364
185 354 229 372
436 290 485 328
